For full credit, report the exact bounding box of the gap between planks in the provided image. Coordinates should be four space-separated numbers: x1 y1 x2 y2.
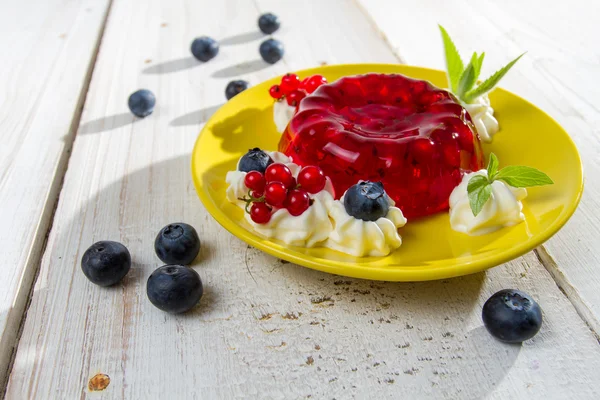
535 247 600 342
351 0 407 64
0 0 116 397
352 0 600 340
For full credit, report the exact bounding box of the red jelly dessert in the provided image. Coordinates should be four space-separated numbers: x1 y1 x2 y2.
278 73 484 218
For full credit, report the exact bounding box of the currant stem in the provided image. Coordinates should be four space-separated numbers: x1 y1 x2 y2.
238 190 266 214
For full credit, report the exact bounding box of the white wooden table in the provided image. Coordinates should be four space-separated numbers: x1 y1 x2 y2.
1 0 599 398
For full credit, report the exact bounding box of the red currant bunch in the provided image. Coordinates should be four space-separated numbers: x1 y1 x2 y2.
241 163 327 221
268 73 328 107
300 74 327 94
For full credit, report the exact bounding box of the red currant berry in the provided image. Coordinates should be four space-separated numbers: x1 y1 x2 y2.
280 73 300 95
244 171 266 193
269 84 284 100
284 189 310 216
251 190 264 198
299 77 310 91
264 163 295 188
304 75 327 94
297 165 326 194
264 181 288 207
286 90 306 107
250 202 272 224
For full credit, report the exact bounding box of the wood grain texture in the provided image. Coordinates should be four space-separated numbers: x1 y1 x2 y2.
0 0 111 388
355 0 600 334
6 0 600 398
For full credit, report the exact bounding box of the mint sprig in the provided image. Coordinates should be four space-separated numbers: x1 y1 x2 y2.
439 25 464 93
494 165 554 188
467 175 493 217
467 153 553 216
487 152 499 178
439 25 524 103
463 53 525 103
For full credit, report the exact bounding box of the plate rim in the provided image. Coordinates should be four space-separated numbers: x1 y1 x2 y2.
191 63 584 281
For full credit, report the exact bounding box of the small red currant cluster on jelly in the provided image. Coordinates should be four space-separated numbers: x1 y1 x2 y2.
240 163 327 224
269 73 328 107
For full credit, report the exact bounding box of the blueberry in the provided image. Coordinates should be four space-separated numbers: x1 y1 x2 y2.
190 36 219 62
155 223 201 265
482 289 543 343
259 38 284 64
238 148 273 173
344 181 390 221
81 241 131 286
147 265 203 313
128 89 156 118
258 13 280 34
225 80 250 100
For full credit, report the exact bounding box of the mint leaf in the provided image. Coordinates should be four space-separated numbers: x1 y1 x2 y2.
477 52 485 78
470 52 483 82
495 165 553 187
456 59 477 99
487 153 499 180
467 175 492 216
439 25 464 93
463 52 525 103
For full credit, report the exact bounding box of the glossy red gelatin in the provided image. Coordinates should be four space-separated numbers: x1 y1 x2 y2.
278 73 484 218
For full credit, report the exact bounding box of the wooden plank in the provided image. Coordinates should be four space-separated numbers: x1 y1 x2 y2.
6 0 600 398
355 0 600 334
0 0 111 388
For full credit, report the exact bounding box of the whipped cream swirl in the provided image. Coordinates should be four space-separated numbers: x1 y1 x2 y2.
449 170 527 235
245 187 334 247
462 93 499 143
326 195 407 257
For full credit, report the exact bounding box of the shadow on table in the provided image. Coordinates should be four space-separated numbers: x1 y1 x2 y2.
41 153 518 398
143 57 200 74
461 326 521 397
211 59 271 78
219 31 263 46
78 112 137 134
170 104 222 127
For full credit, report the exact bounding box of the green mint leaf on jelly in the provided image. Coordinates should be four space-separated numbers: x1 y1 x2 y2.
487 152 499 180
467 175 492 217
456 60 477 98
439 25 464 93
495 165 554 187
464 53 526 103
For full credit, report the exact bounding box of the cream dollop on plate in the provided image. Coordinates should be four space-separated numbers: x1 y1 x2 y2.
462 93 499 143
273 100 296 133
226 151 408 255
245 186 334 247
325 195 407 257
226 151 335 247
449 170 527 236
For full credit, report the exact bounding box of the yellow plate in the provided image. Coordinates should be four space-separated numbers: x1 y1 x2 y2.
191 64 583 281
